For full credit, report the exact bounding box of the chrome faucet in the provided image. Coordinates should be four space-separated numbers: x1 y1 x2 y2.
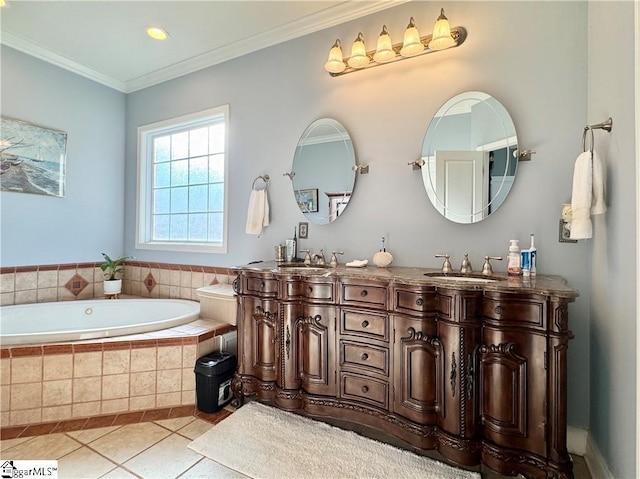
329 251 344 268
312 249 326 266
300 249 312 265
435 254 453 273
460 253 473 274
481 256 503 275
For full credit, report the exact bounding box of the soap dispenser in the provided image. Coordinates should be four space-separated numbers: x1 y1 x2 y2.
507 239 521 276
372 236 393 268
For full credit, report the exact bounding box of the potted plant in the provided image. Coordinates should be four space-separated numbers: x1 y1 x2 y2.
100 253 131 296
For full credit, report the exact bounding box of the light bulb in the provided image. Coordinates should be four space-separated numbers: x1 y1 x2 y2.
373 25 395 64
400 17 424 57
428 8 455 51
347 33 369 69
324 40 346 74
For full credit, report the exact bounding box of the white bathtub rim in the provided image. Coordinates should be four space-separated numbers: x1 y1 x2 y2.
0 298 201 346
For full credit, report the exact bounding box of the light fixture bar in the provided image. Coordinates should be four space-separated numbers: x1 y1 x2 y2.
328 26 467 77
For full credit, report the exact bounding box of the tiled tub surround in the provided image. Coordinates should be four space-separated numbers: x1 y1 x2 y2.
0 319 235 431
0 261 235 306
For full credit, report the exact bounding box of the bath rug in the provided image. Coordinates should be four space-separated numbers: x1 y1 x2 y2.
188 401 480 479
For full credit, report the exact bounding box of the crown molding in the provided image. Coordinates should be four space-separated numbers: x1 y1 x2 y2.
2 1 408 94
125 0 408 92
1 31 127 92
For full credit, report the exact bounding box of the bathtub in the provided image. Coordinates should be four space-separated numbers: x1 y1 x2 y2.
0 298 200 346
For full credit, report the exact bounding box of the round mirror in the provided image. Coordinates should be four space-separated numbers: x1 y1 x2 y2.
421 92 518 224
291 118 356 225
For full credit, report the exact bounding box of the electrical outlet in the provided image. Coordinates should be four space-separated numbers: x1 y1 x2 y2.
558 219 577 243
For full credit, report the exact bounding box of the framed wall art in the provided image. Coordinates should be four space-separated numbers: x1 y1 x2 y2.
1 116 67 197
294 188 318 213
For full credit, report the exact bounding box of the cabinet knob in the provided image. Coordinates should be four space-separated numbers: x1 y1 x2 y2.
416 298 424 307
494 305 504 315
307 286 313 294
361 353 369 361
260 281 265 290
361 386 369 393
360 290 368 297
361 320 369 328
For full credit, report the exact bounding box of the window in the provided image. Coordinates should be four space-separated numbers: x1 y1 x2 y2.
136 105 229 253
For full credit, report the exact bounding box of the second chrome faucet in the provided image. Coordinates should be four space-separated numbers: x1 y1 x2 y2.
436 253 503 275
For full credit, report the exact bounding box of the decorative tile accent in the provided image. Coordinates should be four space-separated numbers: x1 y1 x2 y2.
144 272 157 293
64 274 89 297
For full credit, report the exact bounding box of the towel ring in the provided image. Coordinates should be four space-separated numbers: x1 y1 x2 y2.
582 117 613 154
582 127 594 154
252 174 269 190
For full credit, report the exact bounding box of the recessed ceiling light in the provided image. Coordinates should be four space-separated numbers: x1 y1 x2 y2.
146 27 169 40
0 1 8 7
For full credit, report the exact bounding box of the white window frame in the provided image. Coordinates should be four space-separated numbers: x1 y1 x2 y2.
136 105 229 253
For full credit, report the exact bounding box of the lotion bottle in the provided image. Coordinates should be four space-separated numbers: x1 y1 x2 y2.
507 239 521 276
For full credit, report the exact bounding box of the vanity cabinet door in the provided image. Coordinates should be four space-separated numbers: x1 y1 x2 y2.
295 304 337 397
392 315 442 425
479 326 547 459
239 296 279 383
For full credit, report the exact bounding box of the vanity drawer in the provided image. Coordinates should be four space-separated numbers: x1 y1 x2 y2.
282 279 335 302
339 280 387 310
340 309 389 341
483 294 546 329
340 340 389 376
340 372 388 409
393 288 437 315
243 275 279 297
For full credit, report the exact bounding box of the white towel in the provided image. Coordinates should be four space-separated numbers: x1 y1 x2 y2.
245 189 269 236
570 150 606 240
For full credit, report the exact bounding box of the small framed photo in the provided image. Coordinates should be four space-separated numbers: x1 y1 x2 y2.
295 188 319 213
298 222 309 239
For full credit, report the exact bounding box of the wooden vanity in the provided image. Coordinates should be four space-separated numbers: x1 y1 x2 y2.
231 262 578 479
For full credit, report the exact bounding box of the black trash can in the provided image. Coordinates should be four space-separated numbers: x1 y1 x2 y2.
194 352 237 413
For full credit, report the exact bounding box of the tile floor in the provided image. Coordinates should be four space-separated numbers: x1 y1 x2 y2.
0 414 249 479
0 411 593 479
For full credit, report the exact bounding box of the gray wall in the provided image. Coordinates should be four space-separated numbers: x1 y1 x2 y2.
2 2 637 475
125 1 591 430
0 46 126 266
587 2 637 478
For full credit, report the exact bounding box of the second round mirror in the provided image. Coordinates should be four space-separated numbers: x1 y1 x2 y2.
421 92 518 224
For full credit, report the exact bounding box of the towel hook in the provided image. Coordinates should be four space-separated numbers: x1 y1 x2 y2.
252 174 269 190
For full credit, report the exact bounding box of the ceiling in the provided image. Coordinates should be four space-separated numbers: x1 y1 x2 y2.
0 1 405 93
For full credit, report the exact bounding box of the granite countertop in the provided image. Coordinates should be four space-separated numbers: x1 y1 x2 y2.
232 261 579 299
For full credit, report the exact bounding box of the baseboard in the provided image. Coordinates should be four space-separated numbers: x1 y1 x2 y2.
567 426 587 455
584 432 614 479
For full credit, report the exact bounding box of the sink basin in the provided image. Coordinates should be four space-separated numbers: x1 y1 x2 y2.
277 264 330 273
427 276 498 283
424 273 500 283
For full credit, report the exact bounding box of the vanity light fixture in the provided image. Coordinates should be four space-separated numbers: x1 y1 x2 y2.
146 26 169 40
325 8 466 77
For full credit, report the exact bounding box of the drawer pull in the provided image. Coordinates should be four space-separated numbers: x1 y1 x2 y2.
360 290 368 297
416 298 424 307
307 286 313 294
360 353 369 361
261 281 265 290
361 320 369 328
361 386 369 393
494 305 504 315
